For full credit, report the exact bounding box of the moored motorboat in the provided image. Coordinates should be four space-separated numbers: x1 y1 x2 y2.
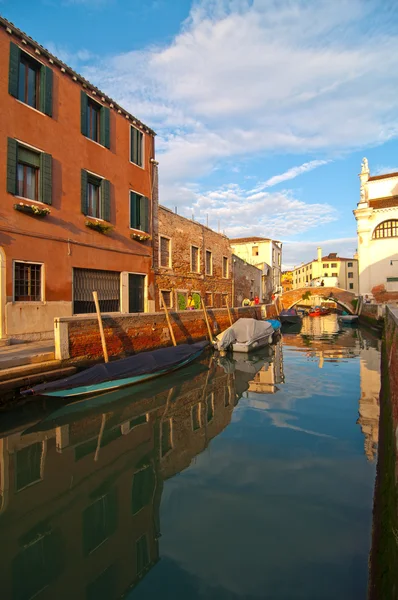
214 318 274 353
338 314 359 325
21 341 209 399
309 306 330 317
279 308 302 325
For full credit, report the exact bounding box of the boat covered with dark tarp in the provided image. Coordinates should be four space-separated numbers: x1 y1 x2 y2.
279 308 302 324
22 341 209 399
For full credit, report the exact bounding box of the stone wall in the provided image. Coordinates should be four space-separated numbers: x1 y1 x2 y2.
281 286 356 312
155 206 232 311
232 254 262 306
369 305 398 600
55 305 274 361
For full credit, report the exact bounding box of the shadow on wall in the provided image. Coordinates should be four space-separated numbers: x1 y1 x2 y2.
360 250 398 302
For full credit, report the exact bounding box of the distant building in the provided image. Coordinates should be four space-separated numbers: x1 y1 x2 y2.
155 206 232 311
353 158 398 302
232 254 262 306
281 271 293 292
229 237 282 295
291 248 359 293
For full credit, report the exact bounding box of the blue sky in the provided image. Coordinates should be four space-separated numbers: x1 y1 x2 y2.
4 0 398 267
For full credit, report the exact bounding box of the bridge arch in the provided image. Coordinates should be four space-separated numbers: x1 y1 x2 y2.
281 287 356 315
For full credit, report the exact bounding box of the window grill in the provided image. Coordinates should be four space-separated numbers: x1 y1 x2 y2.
14 262 42 301
73 268 120 314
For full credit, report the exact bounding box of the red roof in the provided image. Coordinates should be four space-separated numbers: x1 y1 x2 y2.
368 172 398 181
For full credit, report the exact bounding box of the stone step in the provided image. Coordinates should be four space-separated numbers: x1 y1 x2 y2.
0 360 63 382
0 367 77 394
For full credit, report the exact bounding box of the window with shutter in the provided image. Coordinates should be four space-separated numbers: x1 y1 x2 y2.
130 192 150 232
222 256 228 278
81 92 110 149
9 43 53 116
130 126 144 167
160 236 171 267
8 140 53 205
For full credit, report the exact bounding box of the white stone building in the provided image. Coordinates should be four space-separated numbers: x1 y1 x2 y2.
229 237 282 297
353 159 398 302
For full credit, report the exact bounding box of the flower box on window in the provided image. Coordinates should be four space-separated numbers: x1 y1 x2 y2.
130 232 151 242
14 202 50 218
85 219 113 234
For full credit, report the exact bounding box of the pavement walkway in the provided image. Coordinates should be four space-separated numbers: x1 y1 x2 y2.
0 340 55 370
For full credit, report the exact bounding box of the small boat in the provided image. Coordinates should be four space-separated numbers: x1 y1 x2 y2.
279 308 302 325
21 341 209 399
338 314 359 325
214 318 274 353
309 306 330 317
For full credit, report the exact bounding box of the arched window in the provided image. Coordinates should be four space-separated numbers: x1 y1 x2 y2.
372 220 398 239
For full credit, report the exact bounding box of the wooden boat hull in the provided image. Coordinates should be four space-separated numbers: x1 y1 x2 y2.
22 342 208 399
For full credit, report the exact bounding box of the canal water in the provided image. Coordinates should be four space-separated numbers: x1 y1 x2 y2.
0 316 380 600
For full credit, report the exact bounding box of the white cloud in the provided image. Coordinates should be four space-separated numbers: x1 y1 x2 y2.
82 0 398 188
170 179 338 239
373 165 398 176
253 160 330 192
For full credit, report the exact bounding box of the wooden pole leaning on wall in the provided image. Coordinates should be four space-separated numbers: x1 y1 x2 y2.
201 295 214 343
93 291 109 363
226 298 233 327
161 291 177 346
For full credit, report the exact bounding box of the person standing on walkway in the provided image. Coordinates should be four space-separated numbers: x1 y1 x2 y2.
187 294 195 310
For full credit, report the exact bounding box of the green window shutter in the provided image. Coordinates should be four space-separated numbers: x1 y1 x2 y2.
81 91 88 137
100 106 110 149
101 179 111 222
81 169 88 214
7 138 18 195
140 196 150 233
130 192 138 228
40 153 52 205
8 42 20 98
40 66 53 117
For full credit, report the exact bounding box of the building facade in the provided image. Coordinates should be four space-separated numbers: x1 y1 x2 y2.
229 237 282 295
155 206 232 311
353 158 398 301
232 254 262 306
0 17 157 341
291 248 359 293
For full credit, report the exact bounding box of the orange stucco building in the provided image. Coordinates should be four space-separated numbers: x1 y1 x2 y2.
0 17 157 341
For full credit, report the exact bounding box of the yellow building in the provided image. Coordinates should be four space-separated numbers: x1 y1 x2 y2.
292 248 359 293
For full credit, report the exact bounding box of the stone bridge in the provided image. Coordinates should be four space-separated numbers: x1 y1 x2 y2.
281 287 356 314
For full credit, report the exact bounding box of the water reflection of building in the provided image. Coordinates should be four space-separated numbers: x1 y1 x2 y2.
0 361 237 600
247 341 284 394
357 346 380 462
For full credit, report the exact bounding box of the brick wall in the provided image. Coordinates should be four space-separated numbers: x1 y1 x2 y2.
56 305 271 361
232 254 262 305
369 306 398 599
155 206 232 311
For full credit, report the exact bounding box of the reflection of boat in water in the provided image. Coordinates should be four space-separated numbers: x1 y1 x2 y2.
214 318 274 353
22 341 209 399
281 321 303 334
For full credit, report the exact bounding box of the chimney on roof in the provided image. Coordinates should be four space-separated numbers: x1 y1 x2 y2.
317 247 322 263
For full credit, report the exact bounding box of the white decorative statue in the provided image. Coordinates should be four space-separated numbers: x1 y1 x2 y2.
360 186 366 202
361 157 369 174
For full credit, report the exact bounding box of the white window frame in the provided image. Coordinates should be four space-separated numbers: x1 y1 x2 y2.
129 124 145 169
205 249 213 276
222 256 229 279
159 235 172 268
120 271 148 314
159 289 173 310
190 245 200 273
13 259 44 303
